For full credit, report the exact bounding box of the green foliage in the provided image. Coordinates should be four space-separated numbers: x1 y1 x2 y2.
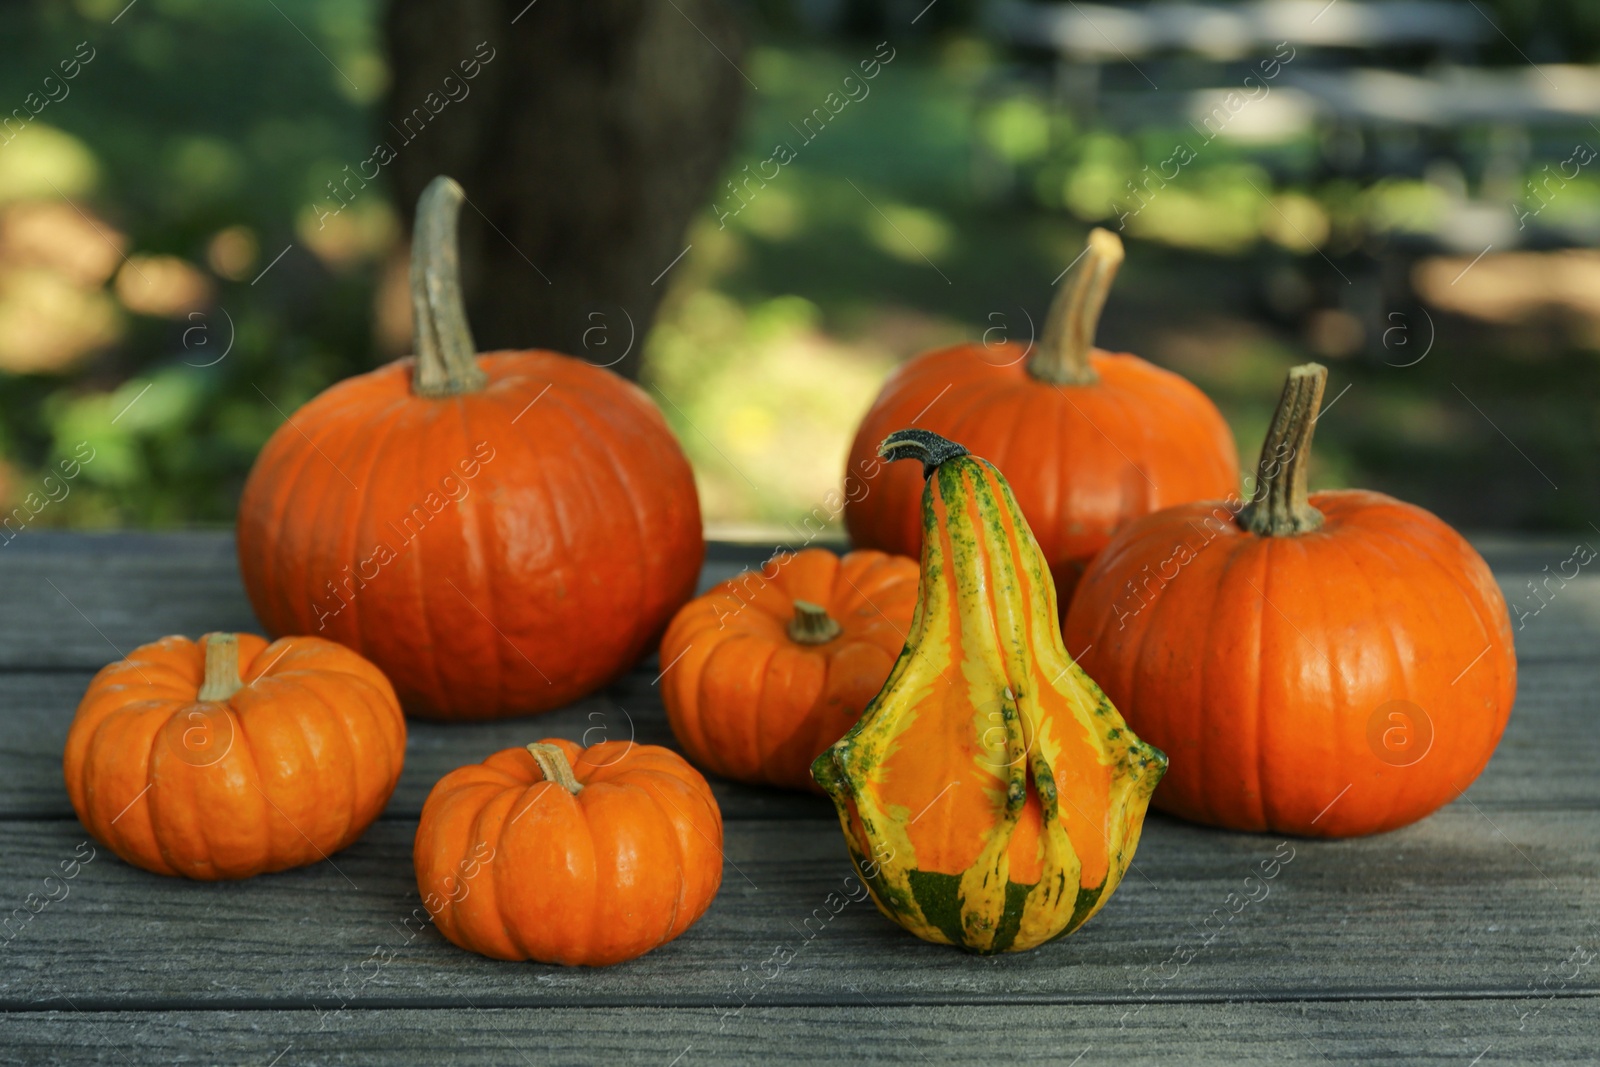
0 0 387 528
1 5 1597 534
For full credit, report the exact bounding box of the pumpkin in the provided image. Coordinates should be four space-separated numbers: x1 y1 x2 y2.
63 632 405 880
844 228 1238 609
812 429 1167 954
237 175 703 720
413 738 722 965
660 546 919 792
1063 363 1517 837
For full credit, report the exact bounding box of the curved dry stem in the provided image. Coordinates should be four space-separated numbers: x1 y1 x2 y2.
527 742 584 794
1030 228 1124 386
198 633 244 702
1238 362 1328 536
411 175 487 398
879 428 970 479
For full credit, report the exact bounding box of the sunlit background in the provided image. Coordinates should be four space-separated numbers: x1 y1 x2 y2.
3 0 1599 536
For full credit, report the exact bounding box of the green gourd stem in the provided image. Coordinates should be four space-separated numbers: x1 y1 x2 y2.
878 428 970 479
1238 362 1328 537
198 634 243 702
1029 227 1124 386
788 600 842 645
411 175 487 398
527 743 584 794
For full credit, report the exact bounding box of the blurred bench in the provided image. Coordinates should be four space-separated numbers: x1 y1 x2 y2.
989 0 1486 62
983 0 1600 349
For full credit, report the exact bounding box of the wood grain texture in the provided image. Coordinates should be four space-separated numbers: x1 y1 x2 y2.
1 810 1595 1007
1 532 1596 1065
0 532 1589 667
0 670 828 822
0 534 765 669
2 651 1591 819
3 999 1596 1067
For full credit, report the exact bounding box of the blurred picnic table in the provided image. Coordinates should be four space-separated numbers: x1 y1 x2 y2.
984 0 1600 345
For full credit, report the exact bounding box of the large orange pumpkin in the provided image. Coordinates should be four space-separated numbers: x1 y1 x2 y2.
1064 363 1517 837
64 632 405 879
237 176 703 719
414 738 723 966
660 547 919 792
844 228 1237 608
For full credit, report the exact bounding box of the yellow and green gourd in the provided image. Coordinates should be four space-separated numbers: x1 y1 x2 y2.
812 429 1167 953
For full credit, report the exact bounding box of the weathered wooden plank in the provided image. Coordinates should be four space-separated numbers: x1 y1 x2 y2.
2 998 1595 1067
0 533 258 670
0 534 768 670
3 529 1594 1059
0 532 1589 669
1 810 1594 1008
0 668 827 822
3 650 1590 821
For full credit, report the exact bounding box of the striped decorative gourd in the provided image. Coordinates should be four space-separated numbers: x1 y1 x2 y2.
812 429 1166 953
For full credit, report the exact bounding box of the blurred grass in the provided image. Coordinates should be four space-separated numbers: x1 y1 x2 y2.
0 0 390 526
1 2 1598 535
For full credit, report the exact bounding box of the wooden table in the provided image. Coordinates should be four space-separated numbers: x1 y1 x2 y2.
2 533 1595 1064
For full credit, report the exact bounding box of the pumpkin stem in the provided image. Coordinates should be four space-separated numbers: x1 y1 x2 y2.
1239 362 1328 537
198 633 244 702
411 175 487 398
1029 228 1123 386
527 742 584 794
879 428 970 480
788 600 842 645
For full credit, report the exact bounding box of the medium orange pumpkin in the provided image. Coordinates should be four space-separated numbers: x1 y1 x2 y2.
64 632 405 879
413 738 723 966
845 228 1237 608
1064 363 1517 837
237 176 703 720
660 547 919 792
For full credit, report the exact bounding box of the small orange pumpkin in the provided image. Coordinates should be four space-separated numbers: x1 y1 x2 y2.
1064 363 1518 837
660 547 919 791
64 632 405 879
844 228 1237 608
413 738 723 966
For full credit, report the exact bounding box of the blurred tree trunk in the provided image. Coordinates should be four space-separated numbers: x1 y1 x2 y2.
383 0 746 379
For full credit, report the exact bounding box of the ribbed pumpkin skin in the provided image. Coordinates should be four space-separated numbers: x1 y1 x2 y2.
660 547 919 792
1063 490 1517 837
238 351 704 720
63 633 405 880
844 345 1238 606
414 739 723 966
814 439 1167 954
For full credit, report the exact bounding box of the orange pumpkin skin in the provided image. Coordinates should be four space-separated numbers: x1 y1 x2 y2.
64 633 406 879
237 349 703 719
413 739 723 966
1064 387 1517 838
660 547 919 792
846 345 1237 608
